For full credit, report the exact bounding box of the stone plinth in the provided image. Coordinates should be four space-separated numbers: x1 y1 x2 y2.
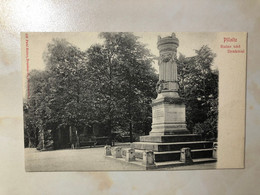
142 151 155 166
139 134 202 143
213 142 218 159
125 148 135 162
104 145 112 156
131 141 213 152
130 136 215 163
149 97 189 135
180 148 193 164
112 147 122 158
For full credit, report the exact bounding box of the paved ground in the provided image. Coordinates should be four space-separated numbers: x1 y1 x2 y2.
25 144 216 172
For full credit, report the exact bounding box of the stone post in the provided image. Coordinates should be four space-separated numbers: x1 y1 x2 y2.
125 148 135 162
213 142 218 159
104 145 112 156
112 147 122 158
142 151 155 166
180 148 193 164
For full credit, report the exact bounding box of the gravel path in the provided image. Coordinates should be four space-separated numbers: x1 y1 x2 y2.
25 146 145 171
25 146 216 172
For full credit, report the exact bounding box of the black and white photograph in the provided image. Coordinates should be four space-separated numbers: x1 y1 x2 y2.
3 0 260 194
22 32 246 171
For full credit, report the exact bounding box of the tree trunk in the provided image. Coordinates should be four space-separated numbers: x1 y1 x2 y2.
128 72 133 143
28 138 32 148
107 118 112 145
35 128 39 147
129 120 133 143
42 129 45 150
108 55 113 142
69 126 72 148
76 129 79 148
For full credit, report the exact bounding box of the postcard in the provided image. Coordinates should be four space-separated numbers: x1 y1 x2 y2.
21 32 247 171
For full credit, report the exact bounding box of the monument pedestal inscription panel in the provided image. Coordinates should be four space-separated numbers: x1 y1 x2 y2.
150 97 189 135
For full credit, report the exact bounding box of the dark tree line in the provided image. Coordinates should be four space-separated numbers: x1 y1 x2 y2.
24 33 158 148
24 33 218 149
177 46 218 140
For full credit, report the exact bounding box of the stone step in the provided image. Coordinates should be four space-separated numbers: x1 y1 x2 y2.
154 158 217 168
140 134 202 143
106 154 216 170
134 148 214 162
131 141 214 152
154 148 214 162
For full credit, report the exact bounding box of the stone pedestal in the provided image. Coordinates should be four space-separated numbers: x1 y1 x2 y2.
213 142 218 159
180 148 193 164
112 147 122 158
142 151 155 166
150 96 189 135
125 148 135 162
104 145 112 156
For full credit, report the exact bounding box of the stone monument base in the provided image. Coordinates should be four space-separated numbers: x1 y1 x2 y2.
149 96 189 135
131 134 216 163
129 95 216 166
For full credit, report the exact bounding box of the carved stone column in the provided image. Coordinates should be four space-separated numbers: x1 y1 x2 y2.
156 33 179 98
150 33 189 135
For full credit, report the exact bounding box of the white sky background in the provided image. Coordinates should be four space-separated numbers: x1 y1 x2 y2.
22 32 219 95
24 32 219 72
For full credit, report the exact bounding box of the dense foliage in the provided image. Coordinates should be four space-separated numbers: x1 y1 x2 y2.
177 46 218 140
86 33 158 142
24 33 158 148
24 34 218 149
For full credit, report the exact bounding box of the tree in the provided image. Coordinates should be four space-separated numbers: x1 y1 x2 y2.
42 38 93 147
24 101 37 148
24 69 50 148
25 39 92 149
177 45 218 140
86 33 158 142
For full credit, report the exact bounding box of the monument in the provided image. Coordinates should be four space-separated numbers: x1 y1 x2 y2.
130 33 216 167
150 33 189 135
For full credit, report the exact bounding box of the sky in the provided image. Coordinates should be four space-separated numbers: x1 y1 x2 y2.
21 32 220 96
22 32 219 71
